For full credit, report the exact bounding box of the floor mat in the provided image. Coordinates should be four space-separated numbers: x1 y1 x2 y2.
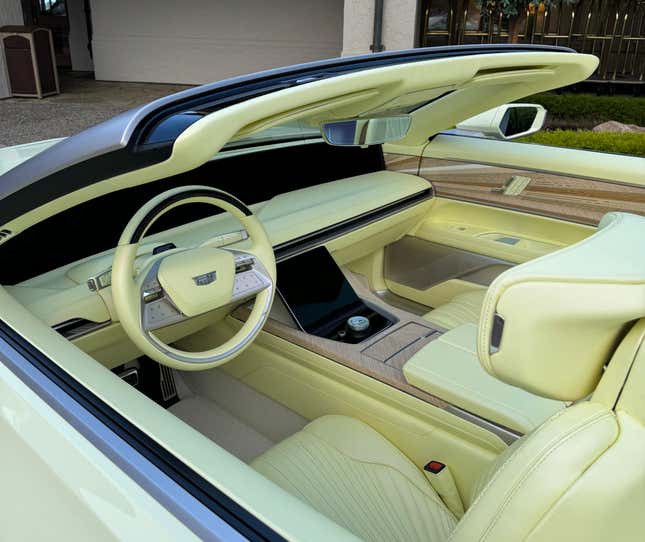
170 396 275 462
170 369 308 462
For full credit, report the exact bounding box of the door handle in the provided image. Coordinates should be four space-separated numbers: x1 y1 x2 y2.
491 175 531 196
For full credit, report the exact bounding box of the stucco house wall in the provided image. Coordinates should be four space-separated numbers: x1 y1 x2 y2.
90 0 344 84
342 0 419 56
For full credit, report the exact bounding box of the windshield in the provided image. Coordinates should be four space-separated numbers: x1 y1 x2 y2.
141 91 444 152
224 120 321 149
142 112 322 149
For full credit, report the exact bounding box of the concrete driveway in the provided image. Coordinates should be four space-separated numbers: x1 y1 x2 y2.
0 71 191 147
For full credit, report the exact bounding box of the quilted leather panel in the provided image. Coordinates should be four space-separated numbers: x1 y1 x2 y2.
423 290 486 330
252 415 457 542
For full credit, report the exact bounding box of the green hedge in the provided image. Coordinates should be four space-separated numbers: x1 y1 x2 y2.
519 130 645 157
523 93 645 127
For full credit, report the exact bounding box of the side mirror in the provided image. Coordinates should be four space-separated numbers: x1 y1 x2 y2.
455 104 546 140
321 115 411 146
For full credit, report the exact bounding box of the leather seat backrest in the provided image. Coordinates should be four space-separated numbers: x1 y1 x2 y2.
451 319 645 542
477 212 645 401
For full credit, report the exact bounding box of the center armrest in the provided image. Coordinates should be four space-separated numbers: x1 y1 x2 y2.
402 323 565 434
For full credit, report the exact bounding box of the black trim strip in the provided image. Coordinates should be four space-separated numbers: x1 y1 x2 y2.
131 188 252 243
0 320 285 542
491 314 505 351
274 187 433 261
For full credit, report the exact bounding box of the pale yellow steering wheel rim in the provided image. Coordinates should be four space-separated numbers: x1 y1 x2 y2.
112 185 276 370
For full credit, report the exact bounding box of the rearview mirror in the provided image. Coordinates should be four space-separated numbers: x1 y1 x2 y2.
321 115 411 146
455 104 546 140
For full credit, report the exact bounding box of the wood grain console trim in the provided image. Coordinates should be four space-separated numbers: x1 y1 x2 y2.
233 269 522 442
234 270 448 409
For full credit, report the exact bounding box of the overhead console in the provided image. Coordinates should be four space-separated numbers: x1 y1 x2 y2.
276 247 393 344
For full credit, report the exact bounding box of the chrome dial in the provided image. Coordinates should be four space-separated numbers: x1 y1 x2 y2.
347 315 370 333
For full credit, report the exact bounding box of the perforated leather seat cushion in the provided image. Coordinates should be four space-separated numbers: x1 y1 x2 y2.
423 290 486 330
251 415 457 542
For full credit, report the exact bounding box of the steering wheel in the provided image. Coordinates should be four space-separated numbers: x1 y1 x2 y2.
111 185 276 370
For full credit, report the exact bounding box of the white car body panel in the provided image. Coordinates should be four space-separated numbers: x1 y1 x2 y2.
0 139 64 176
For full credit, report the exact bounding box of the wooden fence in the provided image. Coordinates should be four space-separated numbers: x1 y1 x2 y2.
420 0 645 83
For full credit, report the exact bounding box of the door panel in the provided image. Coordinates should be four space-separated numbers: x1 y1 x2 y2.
385 236 511 289
395 134 645 187
0 360 200 541
386 153 645 226
412 197 592 264
379 183 593 308
382 137 643 310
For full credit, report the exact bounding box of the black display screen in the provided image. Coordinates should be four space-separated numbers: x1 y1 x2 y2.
276 247 363 333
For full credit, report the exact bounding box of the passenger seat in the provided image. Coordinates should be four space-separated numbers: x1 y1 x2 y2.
423 289 486 330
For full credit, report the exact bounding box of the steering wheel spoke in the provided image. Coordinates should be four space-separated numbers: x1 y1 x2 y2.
139 248 272 332
140 259 187 331
228 249 272 303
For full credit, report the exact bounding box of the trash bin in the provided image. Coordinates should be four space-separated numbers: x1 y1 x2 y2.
0 25 60 98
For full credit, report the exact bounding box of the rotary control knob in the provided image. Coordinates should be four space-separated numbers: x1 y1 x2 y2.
347 315 370 334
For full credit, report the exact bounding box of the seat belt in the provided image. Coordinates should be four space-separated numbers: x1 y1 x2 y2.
423 461 465 518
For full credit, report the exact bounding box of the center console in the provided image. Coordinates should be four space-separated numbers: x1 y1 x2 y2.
242 246 560 443
402 323 566 434
276 246 393 344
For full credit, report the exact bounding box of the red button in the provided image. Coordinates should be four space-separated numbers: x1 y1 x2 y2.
424 461 446 474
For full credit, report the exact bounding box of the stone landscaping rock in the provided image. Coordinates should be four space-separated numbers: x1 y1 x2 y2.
592 121 645 133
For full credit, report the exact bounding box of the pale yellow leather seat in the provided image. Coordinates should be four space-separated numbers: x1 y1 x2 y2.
423 289 486 330
252 415 457 542
254 213 645 542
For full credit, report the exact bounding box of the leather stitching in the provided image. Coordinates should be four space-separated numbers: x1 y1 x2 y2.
478 213 624 372
479 411 612 542
303 429 449 508
448 407 611 542
447 406 581 541
255 427 457 541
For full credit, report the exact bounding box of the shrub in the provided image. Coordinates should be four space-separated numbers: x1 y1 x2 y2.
522 93 645 127
519 129 645 157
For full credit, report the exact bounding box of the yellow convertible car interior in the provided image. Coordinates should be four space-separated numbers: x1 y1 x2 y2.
1 45 645 541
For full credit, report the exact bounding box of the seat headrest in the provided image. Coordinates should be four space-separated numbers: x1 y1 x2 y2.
478 212 645 401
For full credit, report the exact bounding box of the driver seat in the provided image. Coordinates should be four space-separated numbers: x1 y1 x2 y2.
252 213 645 541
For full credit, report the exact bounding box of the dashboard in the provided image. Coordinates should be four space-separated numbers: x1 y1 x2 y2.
4 171 432 368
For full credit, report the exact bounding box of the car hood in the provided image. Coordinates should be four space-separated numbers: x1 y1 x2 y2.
0 139 64 176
